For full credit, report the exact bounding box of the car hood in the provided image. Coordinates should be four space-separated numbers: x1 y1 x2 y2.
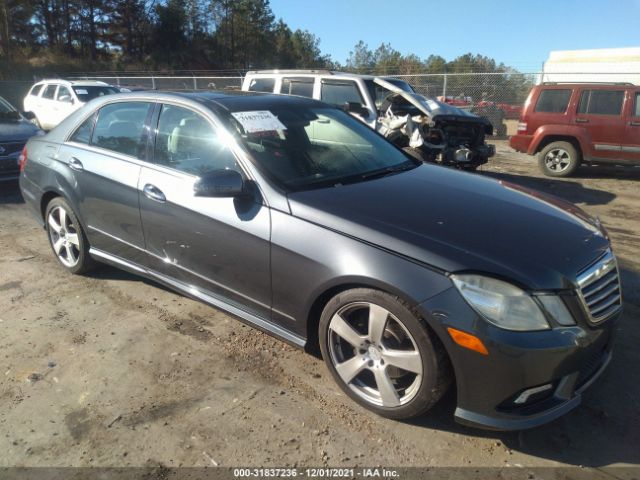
287 165 609 290
374 77 489 125
0 118 41 142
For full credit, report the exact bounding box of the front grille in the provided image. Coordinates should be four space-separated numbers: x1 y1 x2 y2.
0 142 25 156
577 249 622 324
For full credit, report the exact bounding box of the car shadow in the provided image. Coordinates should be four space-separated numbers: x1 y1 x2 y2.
479 170 617 206
0 180 24 204
409 261 640 468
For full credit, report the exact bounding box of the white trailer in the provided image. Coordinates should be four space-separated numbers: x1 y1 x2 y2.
539 47 640 85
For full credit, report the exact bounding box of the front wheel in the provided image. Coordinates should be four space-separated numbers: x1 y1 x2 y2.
45 197 96 274
319 288 450 419
538 141 580 177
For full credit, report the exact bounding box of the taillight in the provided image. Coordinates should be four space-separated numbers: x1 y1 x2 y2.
517 122 528 133
18 146 27 172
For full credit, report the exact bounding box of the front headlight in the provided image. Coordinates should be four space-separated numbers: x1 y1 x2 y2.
451 274 550 331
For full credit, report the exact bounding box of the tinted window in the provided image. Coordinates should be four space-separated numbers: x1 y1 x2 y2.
91 102 152 157
73 86 119 103
635 92 640 117
281 77 314 98
56 86 72 101
534 89 571 113
321 81 364 106
69 115 96 144
30 84 44 96
42 85 57 100
577 90 625 115
154 104 238 176
247 78 275 93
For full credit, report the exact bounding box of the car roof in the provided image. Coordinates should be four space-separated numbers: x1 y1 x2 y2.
246 70 380 81
535 82 635 89
35 79 111 87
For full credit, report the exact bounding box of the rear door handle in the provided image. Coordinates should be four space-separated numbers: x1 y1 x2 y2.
575 118 589 123
68 157 83 171
143 184 166 203
630 121 640 126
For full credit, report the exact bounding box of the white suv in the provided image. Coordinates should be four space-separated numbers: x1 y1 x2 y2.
242 70 495 170
23 80 119 130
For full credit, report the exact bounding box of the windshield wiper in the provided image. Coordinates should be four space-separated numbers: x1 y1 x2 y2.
360 161 418 180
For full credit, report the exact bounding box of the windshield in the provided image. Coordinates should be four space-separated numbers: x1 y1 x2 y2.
365 79 415 110
225 106 418 192
72 86 119 103
0 97 20 120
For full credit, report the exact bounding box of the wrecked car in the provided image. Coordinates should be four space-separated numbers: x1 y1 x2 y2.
242 70 495 170
373 78 495 170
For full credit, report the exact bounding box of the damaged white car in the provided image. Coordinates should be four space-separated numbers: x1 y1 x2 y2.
242 70 495 170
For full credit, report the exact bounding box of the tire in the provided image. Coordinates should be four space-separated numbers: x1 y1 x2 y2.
538 141 580 177
45 197 96 274
319 288 450 420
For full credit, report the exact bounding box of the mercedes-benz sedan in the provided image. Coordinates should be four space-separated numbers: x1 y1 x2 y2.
19 91 621 430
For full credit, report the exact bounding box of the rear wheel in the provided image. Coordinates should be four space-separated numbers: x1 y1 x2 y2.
45 198 96 274
538 141 580 177
319 288 450 419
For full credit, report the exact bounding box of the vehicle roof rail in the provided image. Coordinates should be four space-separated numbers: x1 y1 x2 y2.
541 81 635 86
246 69 335 75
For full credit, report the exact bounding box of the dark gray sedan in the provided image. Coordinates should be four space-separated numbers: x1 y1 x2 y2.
0 96 43 181
19 91 621 430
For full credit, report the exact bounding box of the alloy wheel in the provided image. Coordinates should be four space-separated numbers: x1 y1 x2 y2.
544 148 571 172
47 205 81 268
327 302 423 407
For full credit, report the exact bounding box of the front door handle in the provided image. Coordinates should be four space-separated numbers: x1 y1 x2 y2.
575 118 589 123
630 121 640 126
68 157 83 171
143 184 166 203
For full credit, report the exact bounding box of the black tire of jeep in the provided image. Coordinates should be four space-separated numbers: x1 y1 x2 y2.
319 288 451 420
538 141 581 177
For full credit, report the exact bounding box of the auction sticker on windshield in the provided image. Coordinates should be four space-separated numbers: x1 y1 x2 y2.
232 110 287 133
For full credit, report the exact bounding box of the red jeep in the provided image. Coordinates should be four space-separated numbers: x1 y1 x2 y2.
510 83 640 176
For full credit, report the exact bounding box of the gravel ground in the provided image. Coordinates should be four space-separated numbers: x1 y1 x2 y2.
0 141 639 470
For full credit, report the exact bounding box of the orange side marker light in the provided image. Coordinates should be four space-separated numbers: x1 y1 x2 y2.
447 327 489 356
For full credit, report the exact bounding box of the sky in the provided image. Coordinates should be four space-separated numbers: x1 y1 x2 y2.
269 0 640 71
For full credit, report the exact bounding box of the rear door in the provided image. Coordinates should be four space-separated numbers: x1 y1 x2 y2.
57 100 154 265
138 102 272 319
575 88 627 161
39 84 59 129
623 90 640 162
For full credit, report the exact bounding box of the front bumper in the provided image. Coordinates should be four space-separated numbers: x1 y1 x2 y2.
419 287 618 430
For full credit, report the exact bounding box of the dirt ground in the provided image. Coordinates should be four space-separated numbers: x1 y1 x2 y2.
0 140 639 471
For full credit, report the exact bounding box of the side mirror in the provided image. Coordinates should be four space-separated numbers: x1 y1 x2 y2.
194 169 246 198
342 102 369 117
59 95 73 103
21 111 36 120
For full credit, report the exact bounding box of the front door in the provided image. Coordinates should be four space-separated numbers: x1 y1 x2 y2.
138 103 272 319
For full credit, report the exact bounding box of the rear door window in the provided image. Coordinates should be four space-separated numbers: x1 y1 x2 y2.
577 90 625 115
69 114 96 145
29 84 44 96
91 102 153 158
534 89 572 113
633 92 640 117
321 81 364 107
281 77 314 98
42 84 58 100
153 104 238 175
247 78 276 93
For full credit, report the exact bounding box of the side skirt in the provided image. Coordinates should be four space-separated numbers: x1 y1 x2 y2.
89 247 306 349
